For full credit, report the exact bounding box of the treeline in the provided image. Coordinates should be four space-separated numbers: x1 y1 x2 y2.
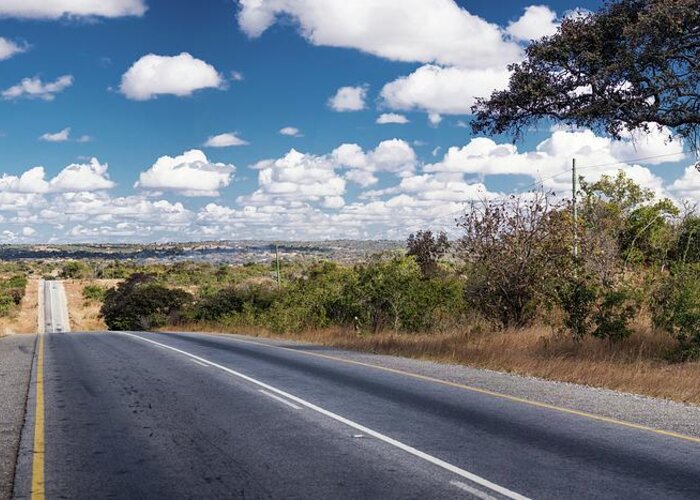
99 171 700 361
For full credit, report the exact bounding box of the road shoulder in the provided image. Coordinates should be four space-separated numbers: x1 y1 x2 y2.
166 331 700 440
0 335 36 500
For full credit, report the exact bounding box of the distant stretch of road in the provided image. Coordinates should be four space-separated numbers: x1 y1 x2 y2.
12 327 700 499
41 281 70 334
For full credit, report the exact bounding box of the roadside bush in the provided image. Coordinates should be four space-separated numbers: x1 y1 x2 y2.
554 275 639 342
591 287 640 342
0 274 28 317
652 264 700 361
0 294 15 317
351 257 464 333
673 215 700 264
101 273 193 331
83 284 106 302
458 192 572 328
60 261 91 279
264 261 359 333
194 283 278 325
556 279 597 340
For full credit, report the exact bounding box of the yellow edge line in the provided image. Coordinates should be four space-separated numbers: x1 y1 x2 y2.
205 333 700 446
31 334 45 500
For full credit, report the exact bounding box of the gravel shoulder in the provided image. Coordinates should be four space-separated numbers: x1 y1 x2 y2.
0 335 36 500
187 331 700 440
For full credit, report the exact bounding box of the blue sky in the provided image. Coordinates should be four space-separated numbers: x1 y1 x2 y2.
0 0 696 243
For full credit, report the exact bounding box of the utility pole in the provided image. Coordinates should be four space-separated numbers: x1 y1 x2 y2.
572 157 579 260
275 244 281 288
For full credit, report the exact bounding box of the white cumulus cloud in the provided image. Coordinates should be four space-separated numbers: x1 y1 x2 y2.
328 85 368 112
240 149 346 208
507 5 559 42
376 113 409 125
120 53 224 101
40 128 71 142
424 127 680 197
2 75 73 101
0 159 114 194
332 139 417 186
49 159 115 192
135 150 236 197
0 0 146 19
0 37 28 60
204 132 249 148
380 65 510 115
279 126 302 137
237 0 521 69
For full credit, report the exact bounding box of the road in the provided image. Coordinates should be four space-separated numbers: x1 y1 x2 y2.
11 329 700 500
41 281 70 334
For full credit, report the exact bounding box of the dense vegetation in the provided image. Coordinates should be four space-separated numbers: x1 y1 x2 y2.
0 274 28 317
93 172 700 361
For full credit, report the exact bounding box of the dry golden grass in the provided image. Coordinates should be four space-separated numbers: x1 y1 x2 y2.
63 279 118 332
0 279 40 336
169 320 700 405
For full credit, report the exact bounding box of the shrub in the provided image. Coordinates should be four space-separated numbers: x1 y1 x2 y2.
652 265 700 360
0 274 27 316
264 262 359 333
458 191 572 328
351 257 464 333
591 287 639 342
0 295 14 317
83 284 106 302
195 283 278 323
101 273 193 331
557 279 597 340
60 261 90 279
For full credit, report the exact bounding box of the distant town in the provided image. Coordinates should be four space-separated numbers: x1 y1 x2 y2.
0 240 404 264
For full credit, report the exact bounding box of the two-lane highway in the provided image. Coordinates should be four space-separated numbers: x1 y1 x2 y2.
41 281 70 334
12 330 700 499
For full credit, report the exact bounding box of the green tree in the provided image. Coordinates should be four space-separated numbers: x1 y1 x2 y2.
406 230 450 278
652 264 700 360
472 0 700 147
61 261 90 279
458 192 572 328
580 172 679 267
673 215 700 263
100 273 193 331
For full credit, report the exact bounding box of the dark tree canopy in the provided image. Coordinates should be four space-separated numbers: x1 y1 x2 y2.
472 0 700 147
100 273 193 331
406 230 449 278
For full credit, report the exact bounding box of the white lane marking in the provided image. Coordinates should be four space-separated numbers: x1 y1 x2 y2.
450 480 499 500
117 332 529 500
259 389 302 410
191 359 209 367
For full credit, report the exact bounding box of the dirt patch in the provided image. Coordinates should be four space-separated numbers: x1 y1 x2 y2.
63 279 119 332
0 279 39 336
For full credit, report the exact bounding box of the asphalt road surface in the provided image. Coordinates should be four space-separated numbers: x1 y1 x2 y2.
42 281 70 334
11 330 700 500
